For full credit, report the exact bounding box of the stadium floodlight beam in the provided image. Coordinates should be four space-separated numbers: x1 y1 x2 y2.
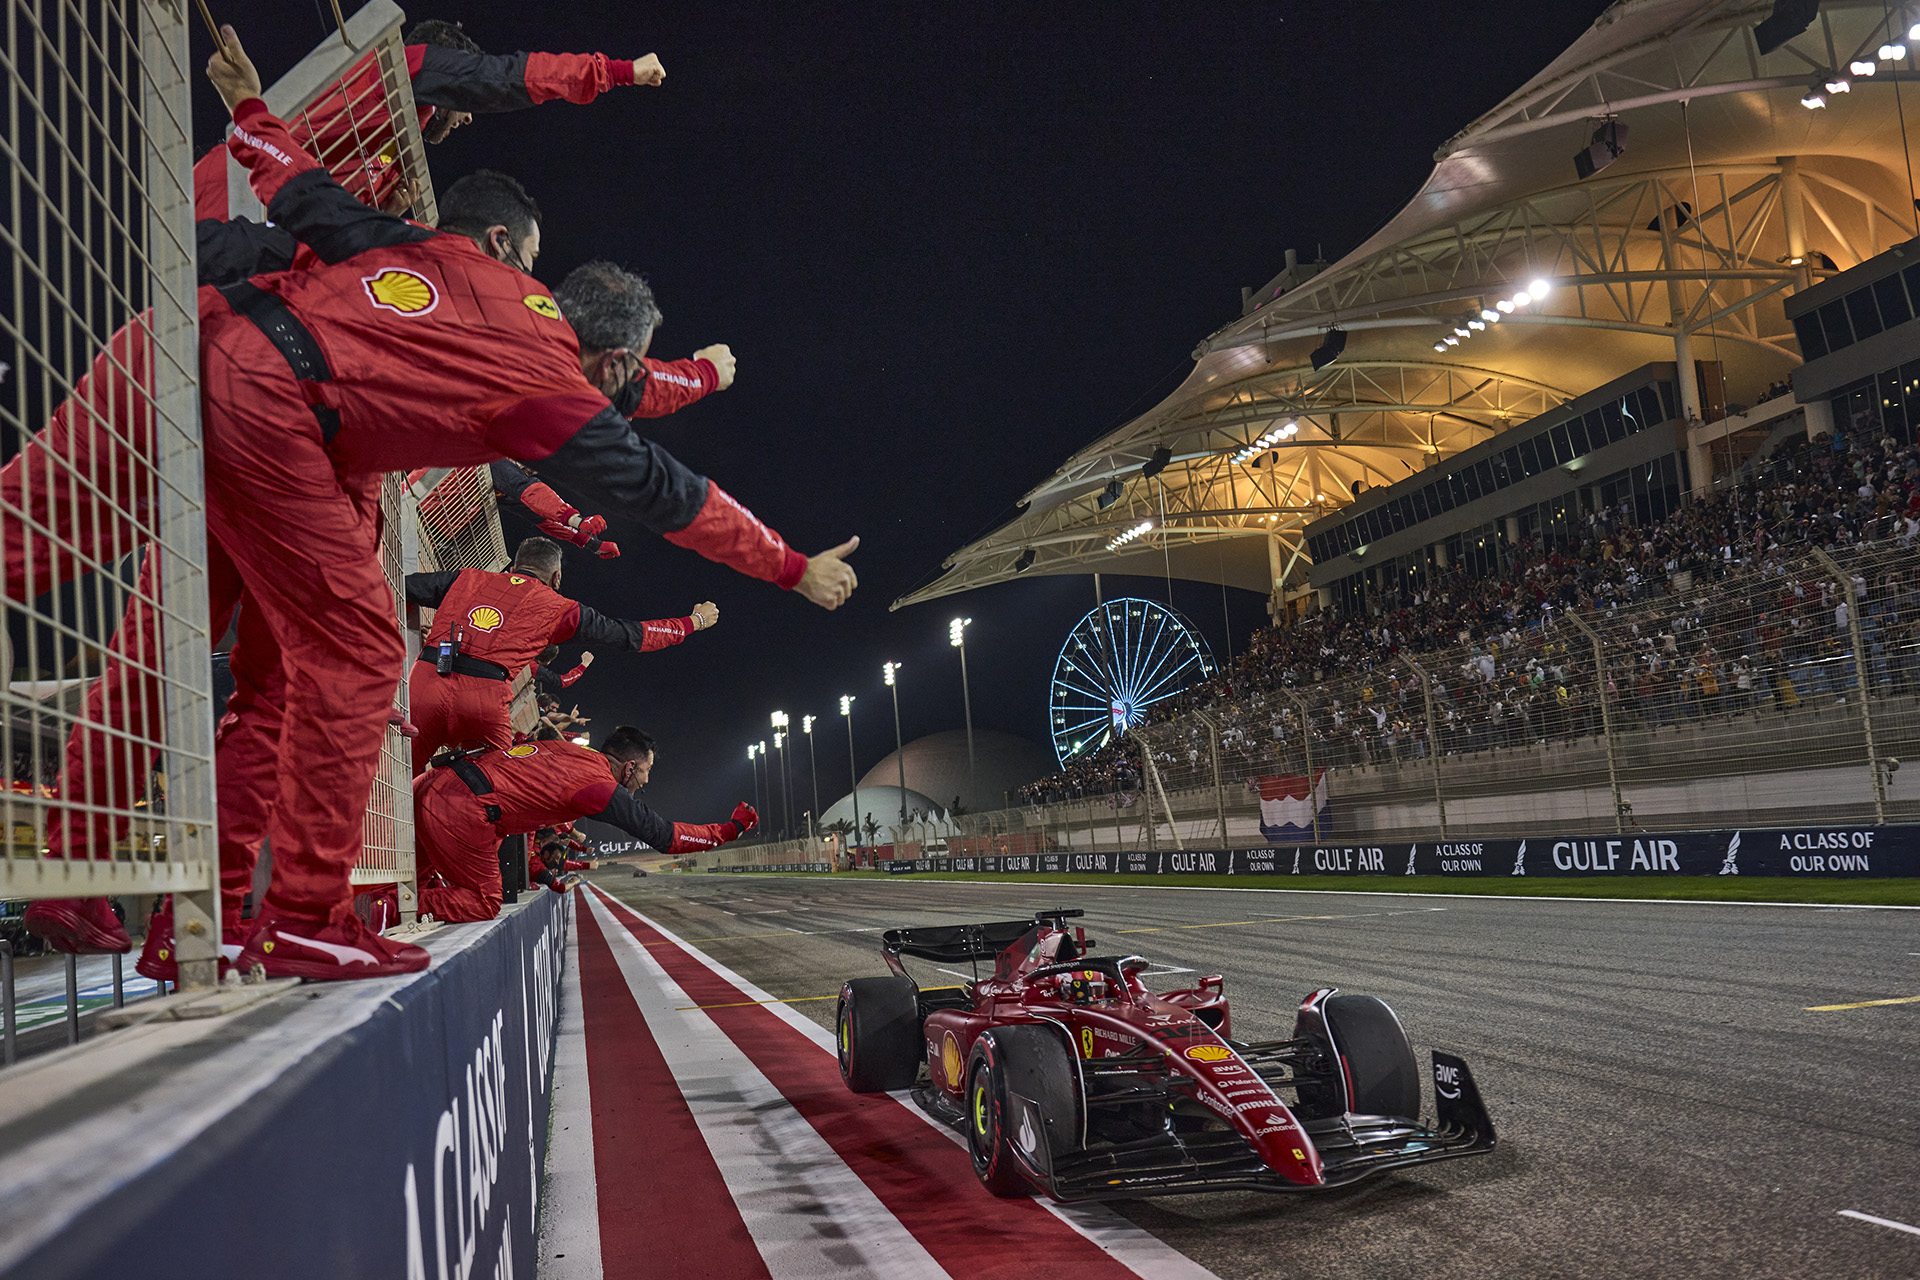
1309 327 1347 371
949 617 976 809
1752 0 1818 56
882 662 907 827
1528 279 1551 299
839 695 862 853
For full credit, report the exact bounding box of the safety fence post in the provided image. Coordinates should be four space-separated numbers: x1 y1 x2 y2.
1566 611 1627 833
1196 711 1231 850
1400 656 1447 840
1812 547 1887 824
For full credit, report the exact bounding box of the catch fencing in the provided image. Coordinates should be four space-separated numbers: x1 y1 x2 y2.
0 0 436 1006
0 0 215 983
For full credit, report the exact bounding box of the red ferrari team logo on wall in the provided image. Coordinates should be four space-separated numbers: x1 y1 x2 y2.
362 267 439 316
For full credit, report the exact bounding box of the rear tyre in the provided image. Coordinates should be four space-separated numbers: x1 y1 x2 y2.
837 977 921 1093
1323 994 1421 1120
966 1025 1078 1197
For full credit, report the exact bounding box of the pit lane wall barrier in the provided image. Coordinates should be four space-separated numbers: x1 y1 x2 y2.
713 825 1920 878
0 891 569 1280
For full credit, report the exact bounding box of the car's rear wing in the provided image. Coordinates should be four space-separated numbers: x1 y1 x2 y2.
881 909 1092 975
882 920 1037 964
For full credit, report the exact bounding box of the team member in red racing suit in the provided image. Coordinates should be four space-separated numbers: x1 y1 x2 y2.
191 19 664 221
404 535 718 774
30 31 860 976
416 726 751 922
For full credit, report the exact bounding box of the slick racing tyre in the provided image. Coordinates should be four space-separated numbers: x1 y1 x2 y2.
966 1026 1079 1197
837 976 921 1093
1323 994 1421 1120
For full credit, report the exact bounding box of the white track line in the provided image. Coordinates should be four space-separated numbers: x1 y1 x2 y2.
593 887 1225 1280
583 892 951 1280
539 901 604 1280
1839 1209 1920 1237
702 875 1920 910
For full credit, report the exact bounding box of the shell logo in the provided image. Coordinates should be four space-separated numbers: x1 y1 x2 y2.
506 744 539 758
362 267 439 316
1185 1044 1234 1063
466 605 503 632
523 293 561 319
941 1032 962 1087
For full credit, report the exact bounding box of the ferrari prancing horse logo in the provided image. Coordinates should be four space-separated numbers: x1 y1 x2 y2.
362 267 439 316
523 293 561 319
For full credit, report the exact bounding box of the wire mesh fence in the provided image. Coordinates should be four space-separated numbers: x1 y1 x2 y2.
0 0 212 912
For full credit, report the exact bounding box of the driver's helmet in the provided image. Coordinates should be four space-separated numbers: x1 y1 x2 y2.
1061 969 1109 1003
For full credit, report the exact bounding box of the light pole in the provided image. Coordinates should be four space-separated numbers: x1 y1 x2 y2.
747 742 763 838
950 617 975 812
839 695 861 854
883 661 906 829
771 711 792 837
802 714 820 836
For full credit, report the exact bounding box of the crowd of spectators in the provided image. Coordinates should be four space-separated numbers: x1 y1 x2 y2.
1022 419 1920 805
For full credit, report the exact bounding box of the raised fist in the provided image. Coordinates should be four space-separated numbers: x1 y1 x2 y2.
596 540 621 560
731 801 759 833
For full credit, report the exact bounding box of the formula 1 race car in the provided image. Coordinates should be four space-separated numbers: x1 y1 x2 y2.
835 908 1496 1200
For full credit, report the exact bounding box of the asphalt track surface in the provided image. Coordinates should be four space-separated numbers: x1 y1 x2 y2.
582 872 1920 1280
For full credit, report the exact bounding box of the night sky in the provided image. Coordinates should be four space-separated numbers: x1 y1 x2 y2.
198 2 1609 828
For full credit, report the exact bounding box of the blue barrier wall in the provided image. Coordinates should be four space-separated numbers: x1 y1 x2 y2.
786 824 1920 878
8 891 569 1280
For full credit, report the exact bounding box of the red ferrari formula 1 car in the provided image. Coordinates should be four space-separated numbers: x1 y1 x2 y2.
836 908 1496 1200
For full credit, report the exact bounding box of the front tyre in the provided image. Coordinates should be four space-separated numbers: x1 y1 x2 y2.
966 1042 1031 1196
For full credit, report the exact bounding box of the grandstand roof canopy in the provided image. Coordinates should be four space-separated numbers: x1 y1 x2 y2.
895 0 1920 610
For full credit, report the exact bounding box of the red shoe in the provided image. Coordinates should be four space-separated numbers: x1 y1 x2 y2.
24 897 130 954
135 903 245 982
236 908 430 981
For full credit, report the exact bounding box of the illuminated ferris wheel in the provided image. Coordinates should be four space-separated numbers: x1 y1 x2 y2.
1048 598 1216 767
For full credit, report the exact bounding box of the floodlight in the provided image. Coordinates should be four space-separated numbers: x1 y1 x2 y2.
1849 59 1877 75
1497 299 1515 313
1096 478 1124 508
1802 87 1828 108
1480 308 1500 321
1309 327 1348 371
949 617 970 647
1278 421 1299 437
1433 342 1448 352
1444 335 1460 346
1753 0 1818 56
1468 319 1485 331
1454 325 1471 337
1825 76 1851 93
1910 20 1920 41
1528 279 1551 299
1141 445 1173 478
1572 119 1628 180
839 694 854 715
882 661 901 686
1880 43 1906 60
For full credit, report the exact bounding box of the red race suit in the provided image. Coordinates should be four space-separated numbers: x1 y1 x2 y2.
192 45 640 221
0 99 804 929
403 566 695 773
415 740 744 921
